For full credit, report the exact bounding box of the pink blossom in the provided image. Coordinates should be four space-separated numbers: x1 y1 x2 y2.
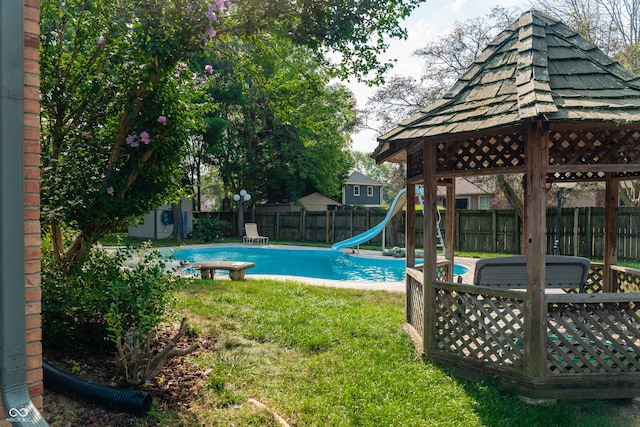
126 134 139 147
98 36 106 45
140 131 151 144
107 186 114 195
157 115 167 124
205 26 217 39
205 65 213 74
206 10 217 21
216 0 225 10
51 30 59 40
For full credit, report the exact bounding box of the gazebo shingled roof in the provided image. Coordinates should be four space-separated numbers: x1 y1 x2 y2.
373 10 640 400
375 10 640 174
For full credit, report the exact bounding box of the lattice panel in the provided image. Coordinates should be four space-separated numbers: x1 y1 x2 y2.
547 301 640 374
433 288 525 368
548 129 640 167
613 269 640 293
436 133 525 173
407 275 424 337
585 265 604 293
436 263 449 282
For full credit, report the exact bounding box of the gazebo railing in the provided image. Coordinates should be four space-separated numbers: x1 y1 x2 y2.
406 261 640 395
547 293 640 375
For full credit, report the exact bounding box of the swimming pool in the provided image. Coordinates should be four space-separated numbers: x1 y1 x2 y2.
171 246 469 282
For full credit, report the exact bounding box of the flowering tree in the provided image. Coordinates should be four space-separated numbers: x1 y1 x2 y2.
41 0 225 267
41 0 421 269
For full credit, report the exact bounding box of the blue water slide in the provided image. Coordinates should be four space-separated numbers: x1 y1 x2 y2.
331 188 409 250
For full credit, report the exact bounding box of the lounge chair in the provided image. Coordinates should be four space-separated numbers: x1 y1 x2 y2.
473 255 590 292
243 223 269 244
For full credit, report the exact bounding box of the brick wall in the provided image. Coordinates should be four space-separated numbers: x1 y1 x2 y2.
0 1 43 423
24 0 43 412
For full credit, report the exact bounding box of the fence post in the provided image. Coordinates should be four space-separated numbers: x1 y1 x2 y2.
585 207 592 258
275 211 280 240
455 210 460 250
325 211 329 243
350 210 353 237
573 208 579 256
492 210 497 253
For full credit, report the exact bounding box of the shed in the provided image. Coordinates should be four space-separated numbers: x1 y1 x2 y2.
375 10 640 400
255 192 342 212
128 196 194 239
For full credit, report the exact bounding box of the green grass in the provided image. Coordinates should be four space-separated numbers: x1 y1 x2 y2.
166 278 639 426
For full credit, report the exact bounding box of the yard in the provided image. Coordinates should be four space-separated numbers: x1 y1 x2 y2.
43 277 640 426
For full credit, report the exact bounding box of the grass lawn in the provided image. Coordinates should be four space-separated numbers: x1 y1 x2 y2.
166 278 638 426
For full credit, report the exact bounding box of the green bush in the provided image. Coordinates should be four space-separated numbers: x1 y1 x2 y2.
192 215 230 242
105 246 179 345
42 242 178 347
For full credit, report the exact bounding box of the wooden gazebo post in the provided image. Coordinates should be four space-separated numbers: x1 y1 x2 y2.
405 183 416 325
524 122 548 379
445 180 455 281
406 184 416 269
603 173 619 293
422 144 438 352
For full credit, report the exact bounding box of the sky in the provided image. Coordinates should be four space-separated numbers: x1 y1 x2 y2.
347 0 523 153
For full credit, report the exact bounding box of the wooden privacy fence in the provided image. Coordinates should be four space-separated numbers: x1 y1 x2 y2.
199 207 640 260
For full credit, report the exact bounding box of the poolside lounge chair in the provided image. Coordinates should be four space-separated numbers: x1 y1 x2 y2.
243 223 269 244
473 255 590 292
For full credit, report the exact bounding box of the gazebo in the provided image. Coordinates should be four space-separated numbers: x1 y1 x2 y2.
374 10 640 399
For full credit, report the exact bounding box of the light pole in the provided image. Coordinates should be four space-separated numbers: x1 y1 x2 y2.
553 182 575 255
233 189 251 237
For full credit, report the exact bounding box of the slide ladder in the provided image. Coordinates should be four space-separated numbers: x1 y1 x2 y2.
416 190 445 251
331 187 445 252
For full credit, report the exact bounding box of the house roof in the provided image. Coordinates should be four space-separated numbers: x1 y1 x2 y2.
376 10 640 153
345 171 383 186
299 192 342 206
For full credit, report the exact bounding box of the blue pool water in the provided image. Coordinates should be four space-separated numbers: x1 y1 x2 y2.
171 246 469 282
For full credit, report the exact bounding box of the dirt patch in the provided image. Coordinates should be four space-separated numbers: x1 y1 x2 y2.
41 327 216 426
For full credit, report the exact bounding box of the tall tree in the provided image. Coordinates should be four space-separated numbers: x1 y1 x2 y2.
198 37 357 205
40 0 422 269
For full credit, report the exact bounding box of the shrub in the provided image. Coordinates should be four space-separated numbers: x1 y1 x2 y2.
191 215 230 242
43 241 198 384
42 241 178 342
42 240 132 345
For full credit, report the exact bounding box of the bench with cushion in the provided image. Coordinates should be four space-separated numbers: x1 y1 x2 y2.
473 255 590 292
193 261 256 280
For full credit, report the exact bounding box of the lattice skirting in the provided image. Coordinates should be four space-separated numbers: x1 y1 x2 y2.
406 282 640 377
547 300 640 374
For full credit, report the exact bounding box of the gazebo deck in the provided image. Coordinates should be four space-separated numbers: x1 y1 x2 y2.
405 261 640 399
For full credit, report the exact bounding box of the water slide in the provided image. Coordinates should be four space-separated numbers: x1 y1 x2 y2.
332 188 414 250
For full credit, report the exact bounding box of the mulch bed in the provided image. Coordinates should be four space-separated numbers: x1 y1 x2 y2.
41 326 216 426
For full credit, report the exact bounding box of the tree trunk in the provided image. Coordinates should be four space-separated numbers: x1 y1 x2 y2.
497 175 524 219
169 199 184 240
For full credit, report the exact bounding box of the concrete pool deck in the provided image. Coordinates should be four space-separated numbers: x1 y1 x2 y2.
173 244 478 292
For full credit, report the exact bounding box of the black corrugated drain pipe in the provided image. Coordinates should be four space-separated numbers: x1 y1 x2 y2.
42 362 152 414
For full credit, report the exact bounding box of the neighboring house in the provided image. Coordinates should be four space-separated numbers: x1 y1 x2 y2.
343 171 383 207
128 197 194 239
255 192 343 212
437 178 494 210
